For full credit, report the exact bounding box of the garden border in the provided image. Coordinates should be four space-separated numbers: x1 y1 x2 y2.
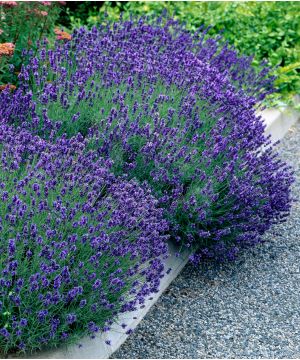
260 96 300 144
12 102 299 360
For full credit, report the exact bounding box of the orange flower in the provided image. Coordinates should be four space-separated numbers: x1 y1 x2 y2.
54 28 71 41
0 84 16 91
0 42 15 56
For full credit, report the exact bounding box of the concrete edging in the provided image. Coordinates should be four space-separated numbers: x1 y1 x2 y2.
261 96 300 143
16 103 299 359
22 243 191 359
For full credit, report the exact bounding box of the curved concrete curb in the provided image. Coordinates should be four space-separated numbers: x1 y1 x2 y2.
262 108 299 143
9 103 299 359
260 96 300 143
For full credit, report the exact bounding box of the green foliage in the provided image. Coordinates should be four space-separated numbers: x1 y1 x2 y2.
0 1 62 85
74 1 300 108
57 1 104 29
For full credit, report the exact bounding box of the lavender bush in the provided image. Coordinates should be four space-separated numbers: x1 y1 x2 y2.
0 16 276 135
0 14 294 353
0 125 168 354
1 16 292 261
88 80 293 262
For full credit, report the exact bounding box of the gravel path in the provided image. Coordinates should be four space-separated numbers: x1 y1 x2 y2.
113 122 300 359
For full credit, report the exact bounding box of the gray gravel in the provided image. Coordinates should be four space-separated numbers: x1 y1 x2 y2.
112 122 300 359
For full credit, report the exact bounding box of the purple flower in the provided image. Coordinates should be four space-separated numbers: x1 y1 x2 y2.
37 310 48 323
92 279 102 290
19 319 28 327
61 332 68 340
18 342 25 350
0 328 10 338
87 321 99 333
66 313 77 325
8 238 16 256
79 299 87 308
32 183 40 192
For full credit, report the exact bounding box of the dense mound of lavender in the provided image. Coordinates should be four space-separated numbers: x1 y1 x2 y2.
0 14 294 354
1 16 291 260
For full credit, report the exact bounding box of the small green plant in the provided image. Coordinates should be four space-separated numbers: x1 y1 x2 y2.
0 1 62 86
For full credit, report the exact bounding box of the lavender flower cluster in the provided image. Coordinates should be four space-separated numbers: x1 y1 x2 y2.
0 125 168 353
0 15 294 353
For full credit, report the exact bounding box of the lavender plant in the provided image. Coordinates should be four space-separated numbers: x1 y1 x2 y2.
0 16 276 132
0 15 294 265
89 79 294 262
0 125 169 354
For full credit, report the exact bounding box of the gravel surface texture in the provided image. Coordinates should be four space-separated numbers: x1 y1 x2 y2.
112 122 300 359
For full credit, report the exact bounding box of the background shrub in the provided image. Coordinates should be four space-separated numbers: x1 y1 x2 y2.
57 1 103 29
